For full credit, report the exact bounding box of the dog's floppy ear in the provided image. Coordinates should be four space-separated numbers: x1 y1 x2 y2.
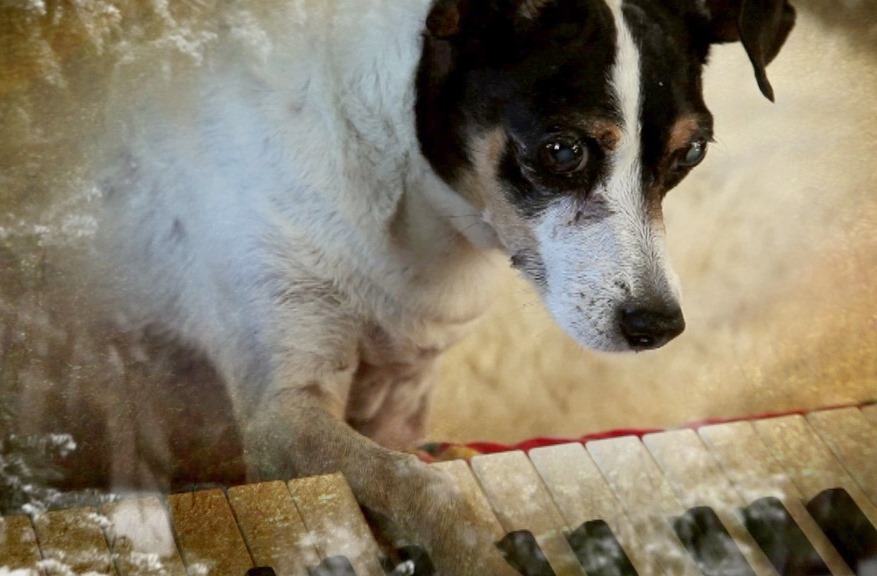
426 0 552 38
700 0 796 101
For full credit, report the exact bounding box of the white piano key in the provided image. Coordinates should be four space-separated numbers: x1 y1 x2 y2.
101 497 187 576
167 489 253 576
228 481 322 576
586 436 702 576
643 429 778 576
432 459 524 574
529 442 659 576
0 514 41 574
33 507 117 575
288 473 385 576
432 459 506 541
753 414 877 527
470 450 587 576
806 407 877 505
699 421 854 576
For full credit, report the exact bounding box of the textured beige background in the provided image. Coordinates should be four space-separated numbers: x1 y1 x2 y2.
431 3 877 444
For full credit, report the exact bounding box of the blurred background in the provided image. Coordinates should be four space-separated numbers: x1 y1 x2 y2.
432 0 877 443
0 0 875 500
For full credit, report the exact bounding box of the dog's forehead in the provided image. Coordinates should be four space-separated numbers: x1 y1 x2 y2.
619 0 713 162
415 0 716 211
501 0 618 126
502 0 709 138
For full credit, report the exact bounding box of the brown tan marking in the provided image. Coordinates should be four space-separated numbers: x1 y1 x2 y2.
457 128 541 258
666 115 703 154
586 119 623 152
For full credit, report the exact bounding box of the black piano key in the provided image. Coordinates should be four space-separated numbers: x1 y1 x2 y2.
566 520 638 576
741 497 831 576
673 506 756 576
496 530 557 576
806 488 877 575
247 569 277 576
308 556 358 576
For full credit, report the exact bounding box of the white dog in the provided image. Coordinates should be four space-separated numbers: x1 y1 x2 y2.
6 0 794 572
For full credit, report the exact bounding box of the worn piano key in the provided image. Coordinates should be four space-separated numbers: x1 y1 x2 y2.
529 442 653 576
806 488 877 575
806 408 877 504
741 496 831 575
699 421 853 576
288 474 384 576
643 429 776 576
167 488 253 576
432 460 506 542
752 415 877 528
470 451 587 576
228 480 322 576
586 436 703 576
33 507 116 575
0 514 41 573
374 459 510 575
431 459 527 573
101 497 187 576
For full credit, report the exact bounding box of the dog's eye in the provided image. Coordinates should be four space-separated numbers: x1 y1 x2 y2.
678 139 708 168
539 138 588 175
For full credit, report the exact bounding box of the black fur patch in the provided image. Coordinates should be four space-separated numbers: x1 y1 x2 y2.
415 0 791 219
622 0 713 194
416 0 619 218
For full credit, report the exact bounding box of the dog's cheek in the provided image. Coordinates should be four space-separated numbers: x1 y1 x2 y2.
459 128 542 256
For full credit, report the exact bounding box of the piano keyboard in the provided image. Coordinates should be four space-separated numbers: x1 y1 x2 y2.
1 406 876 575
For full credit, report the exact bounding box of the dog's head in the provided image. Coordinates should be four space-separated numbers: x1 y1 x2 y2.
416 0 795 352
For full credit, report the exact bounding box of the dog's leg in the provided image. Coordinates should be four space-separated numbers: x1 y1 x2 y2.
244 387 519 575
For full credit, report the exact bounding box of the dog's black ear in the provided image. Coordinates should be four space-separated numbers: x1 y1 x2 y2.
701 0 796 101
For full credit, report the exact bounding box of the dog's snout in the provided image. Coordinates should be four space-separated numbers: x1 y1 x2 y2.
619 304 685 350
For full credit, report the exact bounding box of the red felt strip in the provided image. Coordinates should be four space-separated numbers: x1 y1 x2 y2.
420 399 876 462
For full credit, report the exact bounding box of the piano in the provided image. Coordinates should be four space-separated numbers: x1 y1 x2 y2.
1 406 875 575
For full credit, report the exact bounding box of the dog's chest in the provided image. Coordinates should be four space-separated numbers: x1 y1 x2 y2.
342 319 478 447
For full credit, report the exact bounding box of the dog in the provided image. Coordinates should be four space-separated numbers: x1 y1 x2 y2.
5 0 795 572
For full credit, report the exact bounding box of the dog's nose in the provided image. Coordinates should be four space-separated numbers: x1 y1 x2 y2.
619 304 685 350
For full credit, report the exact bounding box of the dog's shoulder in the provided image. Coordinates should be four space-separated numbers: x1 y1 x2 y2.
90 0 499 353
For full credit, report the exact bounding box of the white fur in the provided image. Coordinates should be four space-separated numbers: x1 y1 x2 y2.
92 0 505 420
85 11 523 569
535 0 681 351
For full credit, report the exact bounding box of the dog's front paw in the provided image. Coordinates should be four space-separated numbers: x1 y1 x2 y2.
381 459 522 576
